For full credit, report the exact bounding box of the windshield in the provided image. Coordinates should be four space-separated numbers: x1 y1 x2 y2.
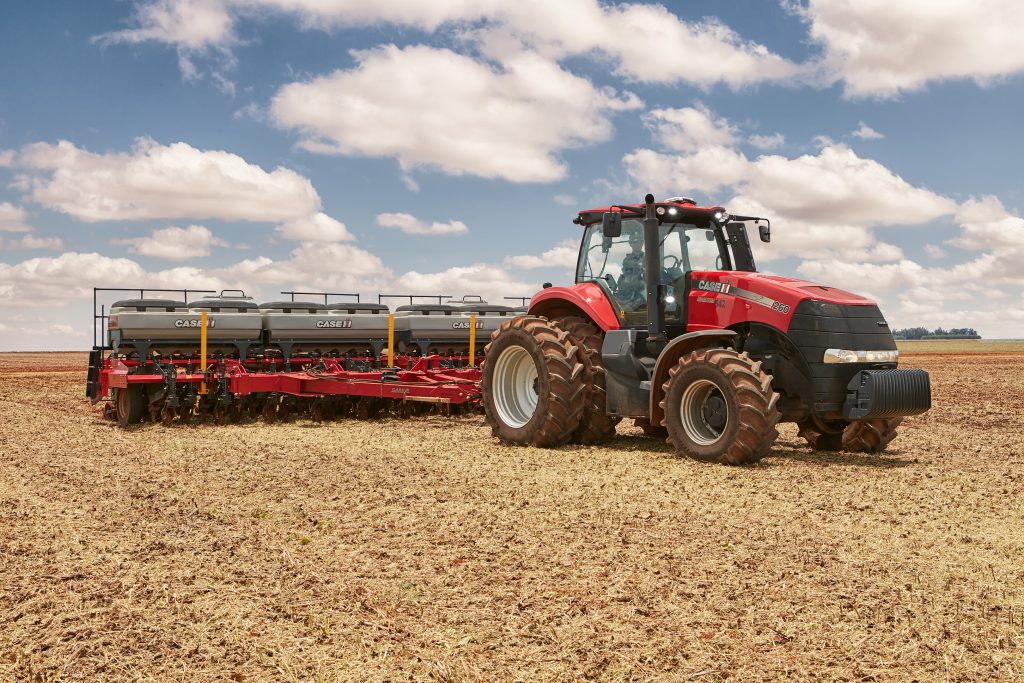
576 219 726 325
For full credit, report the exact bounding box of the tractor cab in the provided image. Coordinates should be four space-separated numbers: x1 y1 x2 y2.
573 198 765 333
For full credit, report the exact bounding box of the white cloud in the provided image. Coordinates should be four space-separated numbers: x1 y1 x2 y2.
504 240 578 270
276 212 354 242
102 0 798 89
0 234 64 251
0 202 32 232
748 133 785 150
393 263 535 305
10 138 321 223
625 104 956 263
643 105 737 152
800 0 1024 97
850 121 883 139
115 224 228 260
272 45 641 183
376 212 468 236
624 146 751 196
924 244 946 259
553 194 577 207
951 195 1024 250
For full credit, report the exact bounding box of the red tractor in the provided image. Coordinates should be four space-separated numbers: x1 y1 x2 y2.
482 194 931 464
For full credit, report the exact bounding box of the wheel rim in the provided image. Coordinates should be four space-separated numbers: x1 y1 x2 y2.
491 344 539 429
116 388 128 420
679 379 728 445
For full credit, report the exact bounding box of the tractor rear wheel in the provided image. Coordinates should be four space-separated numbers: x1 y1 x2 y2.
843 417 903 453
483 316 585 448
115 385 144 426
556 316 620 445
660 348 780 465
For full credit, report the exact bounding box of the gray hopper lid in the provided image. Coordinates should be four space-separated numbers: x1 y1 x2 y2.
395 303 459 314
190 298 259 311
459 304 514 313
259 301 329 312
328 303 389 313
111 298 186 310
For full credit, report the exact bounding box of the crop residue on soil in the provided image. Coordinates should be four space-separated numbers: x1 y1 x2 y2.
1 352 1022 681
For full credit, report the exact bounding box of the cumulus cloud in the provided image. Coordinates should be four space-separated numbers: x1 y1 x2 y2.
799 0 1024 97
950 195 1024 250
0 234 64 251
376 212 469 236
276 212 354 242
10 138 321 223
7 138 353 245
624 105 956 263
114 225 228 260
392 263 536 305
643 105 737 152
272 45 641 183
850 121 883 139
101 0 798 89
748 133 785 150
0 202 32 232
504 240 579 270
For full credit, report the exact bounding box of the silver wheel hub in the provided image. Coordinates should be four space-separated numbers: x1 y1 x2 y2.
491 344 539 428
680 379 728 445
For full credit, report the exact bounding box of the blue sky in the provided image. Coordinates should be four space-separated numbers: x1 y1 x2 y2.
1 0 1023 350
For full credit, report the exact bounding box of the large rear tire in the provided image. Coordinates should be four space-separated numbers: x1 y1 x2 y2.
660 348 780 465
843 417 903 453
482 316 586 448
115 385 144 426
555 316 620 445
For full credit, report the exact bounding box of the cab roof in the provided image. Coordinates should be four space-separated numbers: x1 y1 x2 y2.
573 198 727 226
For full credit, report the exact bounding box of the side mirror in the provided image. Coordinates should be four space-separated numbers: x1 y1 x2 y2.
758 221 771 243
602 212 622 238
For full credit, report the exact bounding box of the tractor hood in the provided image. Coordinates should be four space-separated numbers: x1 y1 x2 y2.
736 273 877 307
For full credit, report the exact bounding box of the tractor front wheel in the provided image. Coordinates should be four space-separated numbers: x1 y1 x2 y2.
661 348 780 465
482 316 586 448
843 417 903 453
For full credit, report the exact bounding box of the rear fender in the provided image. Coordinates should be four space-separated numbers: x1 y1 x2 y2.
528 282 621 331
649 330 737 426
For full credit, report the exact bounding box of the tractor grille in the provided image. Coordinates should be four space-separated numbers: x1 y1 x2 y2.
787 299 897 413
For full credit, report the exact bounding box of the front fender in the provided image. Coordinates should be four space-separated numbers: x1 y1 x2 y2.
528 282 621 331
649 330 737 426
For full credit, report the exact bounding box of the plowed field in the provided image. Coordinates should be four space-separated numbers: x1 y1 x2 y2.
1 350 1022 681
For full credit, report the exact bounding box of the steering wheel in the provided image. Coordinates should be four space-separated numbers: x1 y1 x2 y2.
663 254 681 270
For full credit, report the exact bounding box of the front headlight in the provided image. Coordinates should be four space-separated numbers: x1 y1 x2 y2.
823 348 899 364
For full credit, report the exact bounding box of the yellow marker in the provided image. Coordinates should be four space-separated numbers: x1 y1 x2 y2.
387 313 395 368
200 310 208 395
468 314 477 366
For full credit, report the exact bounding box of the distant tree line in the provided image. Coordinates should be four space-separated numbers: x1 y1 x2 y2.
892 327 981 340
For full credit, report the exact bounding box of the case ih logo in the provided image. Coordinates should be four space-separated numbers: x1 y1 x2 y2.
697 280 731 294
452 321 484 329
174 319 215 328
316 319 352 328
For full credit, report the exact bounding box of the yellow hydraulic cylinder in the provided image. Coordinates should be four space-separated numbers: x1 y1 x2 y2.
199 310 208 395
387 313 395 368
468 314 477 366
